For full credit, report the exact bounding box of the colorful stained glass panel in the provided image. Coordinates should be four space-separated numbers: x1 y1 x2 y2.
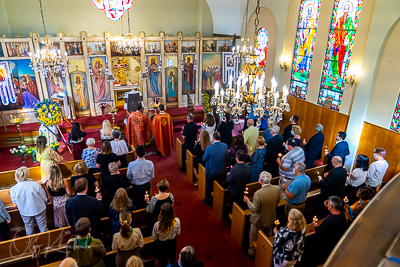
289 0 321 99
318 0 363 110
390 91 400 132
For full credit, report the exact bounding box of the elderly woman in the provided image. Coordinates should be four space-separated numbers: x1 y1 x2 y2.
81 138 100 174
250 136 267 183
10 167 48 236
273 209 306 267
144 179 174 223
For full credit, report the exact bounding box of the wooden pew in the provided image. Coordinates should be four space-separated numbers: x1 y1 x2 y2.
230 189 321 247
212 181 261 220
253 220 324 267
176 138 182 168
213 165 327 221
197 164 206 200
0 151 136 191
186 150 195 183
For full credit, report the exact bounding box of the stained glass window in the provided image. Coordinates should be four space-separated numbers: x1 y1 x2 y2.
390 91 400 132
290 0 321 99
318 0 363 110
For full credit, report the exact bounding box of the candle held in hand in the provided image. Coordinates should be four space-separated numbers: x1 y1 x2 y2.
278 153 282 157
343 196 349 203
313 216 318 222
274 220 280 226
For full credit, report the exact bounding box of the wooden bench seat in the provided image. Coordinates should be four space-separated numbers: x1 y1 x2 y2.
230 188 322 247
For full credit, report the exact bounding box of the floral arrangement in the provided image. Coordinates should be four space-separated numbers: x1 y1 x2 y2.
49 141 60 151
98 103 107 109
34 99 62 126
26 147 37 163
202 91 212 113
10 145 28 156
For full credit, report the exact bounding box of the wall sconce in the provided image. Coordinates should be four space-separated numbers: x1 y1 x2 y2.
280 55 290 72
344 74 357 87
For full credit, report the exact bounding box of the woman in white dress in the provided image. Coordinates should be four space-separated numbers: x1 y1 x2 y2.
200 113 216 143
37 136 64 183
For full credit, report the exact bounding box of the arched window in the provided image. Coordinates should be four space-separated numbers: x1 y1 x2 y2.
390 91 400 132
318 0 363 110
290 0 321 99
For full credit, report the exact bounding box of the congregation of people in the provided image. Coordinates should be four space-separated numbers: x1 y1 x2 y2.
183 112 389 266
0 108 390 267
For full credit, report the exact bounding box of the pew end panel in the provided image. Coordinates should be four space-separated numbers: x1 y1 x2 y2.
186 150 195 183
212 181 228 220
254 230 274 267
176 138 182 168
198 164 206 200
231 202 250 247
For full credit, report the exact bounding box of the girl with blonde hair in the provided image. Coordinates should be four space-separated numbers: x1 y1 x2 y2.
109 188 136 233
37 136 64 183
273 209 307 267
112 211 144 267
100 119 114 142
44 165 71 228
291 125 302 147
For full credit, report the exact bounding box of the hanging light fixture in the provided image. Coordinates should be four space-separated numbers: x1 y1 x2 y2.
29 0 70 74
115 11 143 54
92 0 133 21
214 0 290 125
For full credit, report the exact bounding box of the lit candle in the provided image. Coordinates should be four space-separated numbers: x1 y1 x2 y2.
236 92 240 107
214 81 219 97
343 196 349 204
313 216 318 222
244 187 249 195
274 220 280 226
229 74 233 89
145 191 149 198
282 85 288 104
271 77 277 93
278 153 282 157
274 91 279 107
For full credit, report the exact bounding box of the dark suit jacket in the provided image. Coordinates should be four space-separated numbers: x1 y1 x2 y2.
327 141 350 169
101 174 131 207
304 132 325 160
65 194 103 238
226 163 252 196
264 134 284 177
202 141 228 175
282 123 297 142
320 166 347 201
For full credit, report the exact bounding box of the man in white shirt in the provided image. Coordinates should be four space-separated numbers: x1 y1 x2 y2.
365 148 389 191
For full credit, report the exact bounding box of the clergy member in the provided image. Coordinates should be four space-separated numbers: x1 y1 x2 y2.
152 104 175 156
126 104 152 149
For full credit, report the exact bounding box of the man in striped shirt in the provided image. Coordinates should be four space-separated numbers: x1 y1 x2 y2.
276 138 305 199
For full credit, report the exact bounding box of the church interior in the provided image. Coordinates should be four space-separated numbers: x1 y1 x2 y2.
0 0 399 266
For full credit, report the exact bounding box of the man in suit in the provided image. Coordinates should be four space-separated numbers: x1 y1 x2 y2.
202 132 228 205
180 114 199 172
244 171 280 256
282 115 299 142
244 119 259 154
169 246 204 267
101 162 131 208
303 124 325 169
264 125 284 177
226 150 252 211
327 131 350 170
65 178 103 238
319 156 347 203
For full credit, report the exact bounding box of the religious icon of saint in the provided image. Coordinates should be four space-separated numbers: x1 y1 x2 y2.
92 59 106 101
183 56 194 94
74 75 87 109
167 70 176 101
148 57 160 96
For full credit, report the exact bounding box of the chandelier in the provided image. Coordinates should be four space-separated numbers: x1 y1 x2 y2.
212 0 290 125
92 0 133 21
115 12 143 54
29 0 70 74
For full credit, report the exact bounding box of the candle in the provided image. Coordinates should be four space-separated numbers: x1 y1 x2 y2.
313 216 318 222
271 77 277 93
274 220 280 226
274 91 279 107
282 85 288 104
220 89 224 103
236 92 239 107
278 153 282 157
95 187 99 193
244 187 249 195
229 74 233 89
145 191 149 198
214 81 219 97
343 196 349 203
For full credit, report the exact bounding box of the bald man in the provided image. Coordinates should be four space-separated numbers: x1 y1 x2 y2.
59 257 78 267
244 119 259 155
319 156 347 202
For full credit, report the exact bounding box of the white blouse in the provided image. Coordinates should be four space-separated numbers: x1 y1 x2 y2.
346 168 368 187
111 140 129 156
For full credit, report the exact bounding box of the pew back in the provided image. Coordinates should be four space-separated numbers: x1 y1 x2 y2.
176 138 182 168
198 164 206 199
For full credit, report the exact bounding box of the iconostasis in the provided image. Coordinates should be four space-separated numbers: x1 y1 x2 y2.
0 31 234 123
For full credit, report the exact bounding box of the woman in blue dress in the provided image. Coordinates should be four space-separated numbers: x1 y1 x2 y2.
250 136 267 182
